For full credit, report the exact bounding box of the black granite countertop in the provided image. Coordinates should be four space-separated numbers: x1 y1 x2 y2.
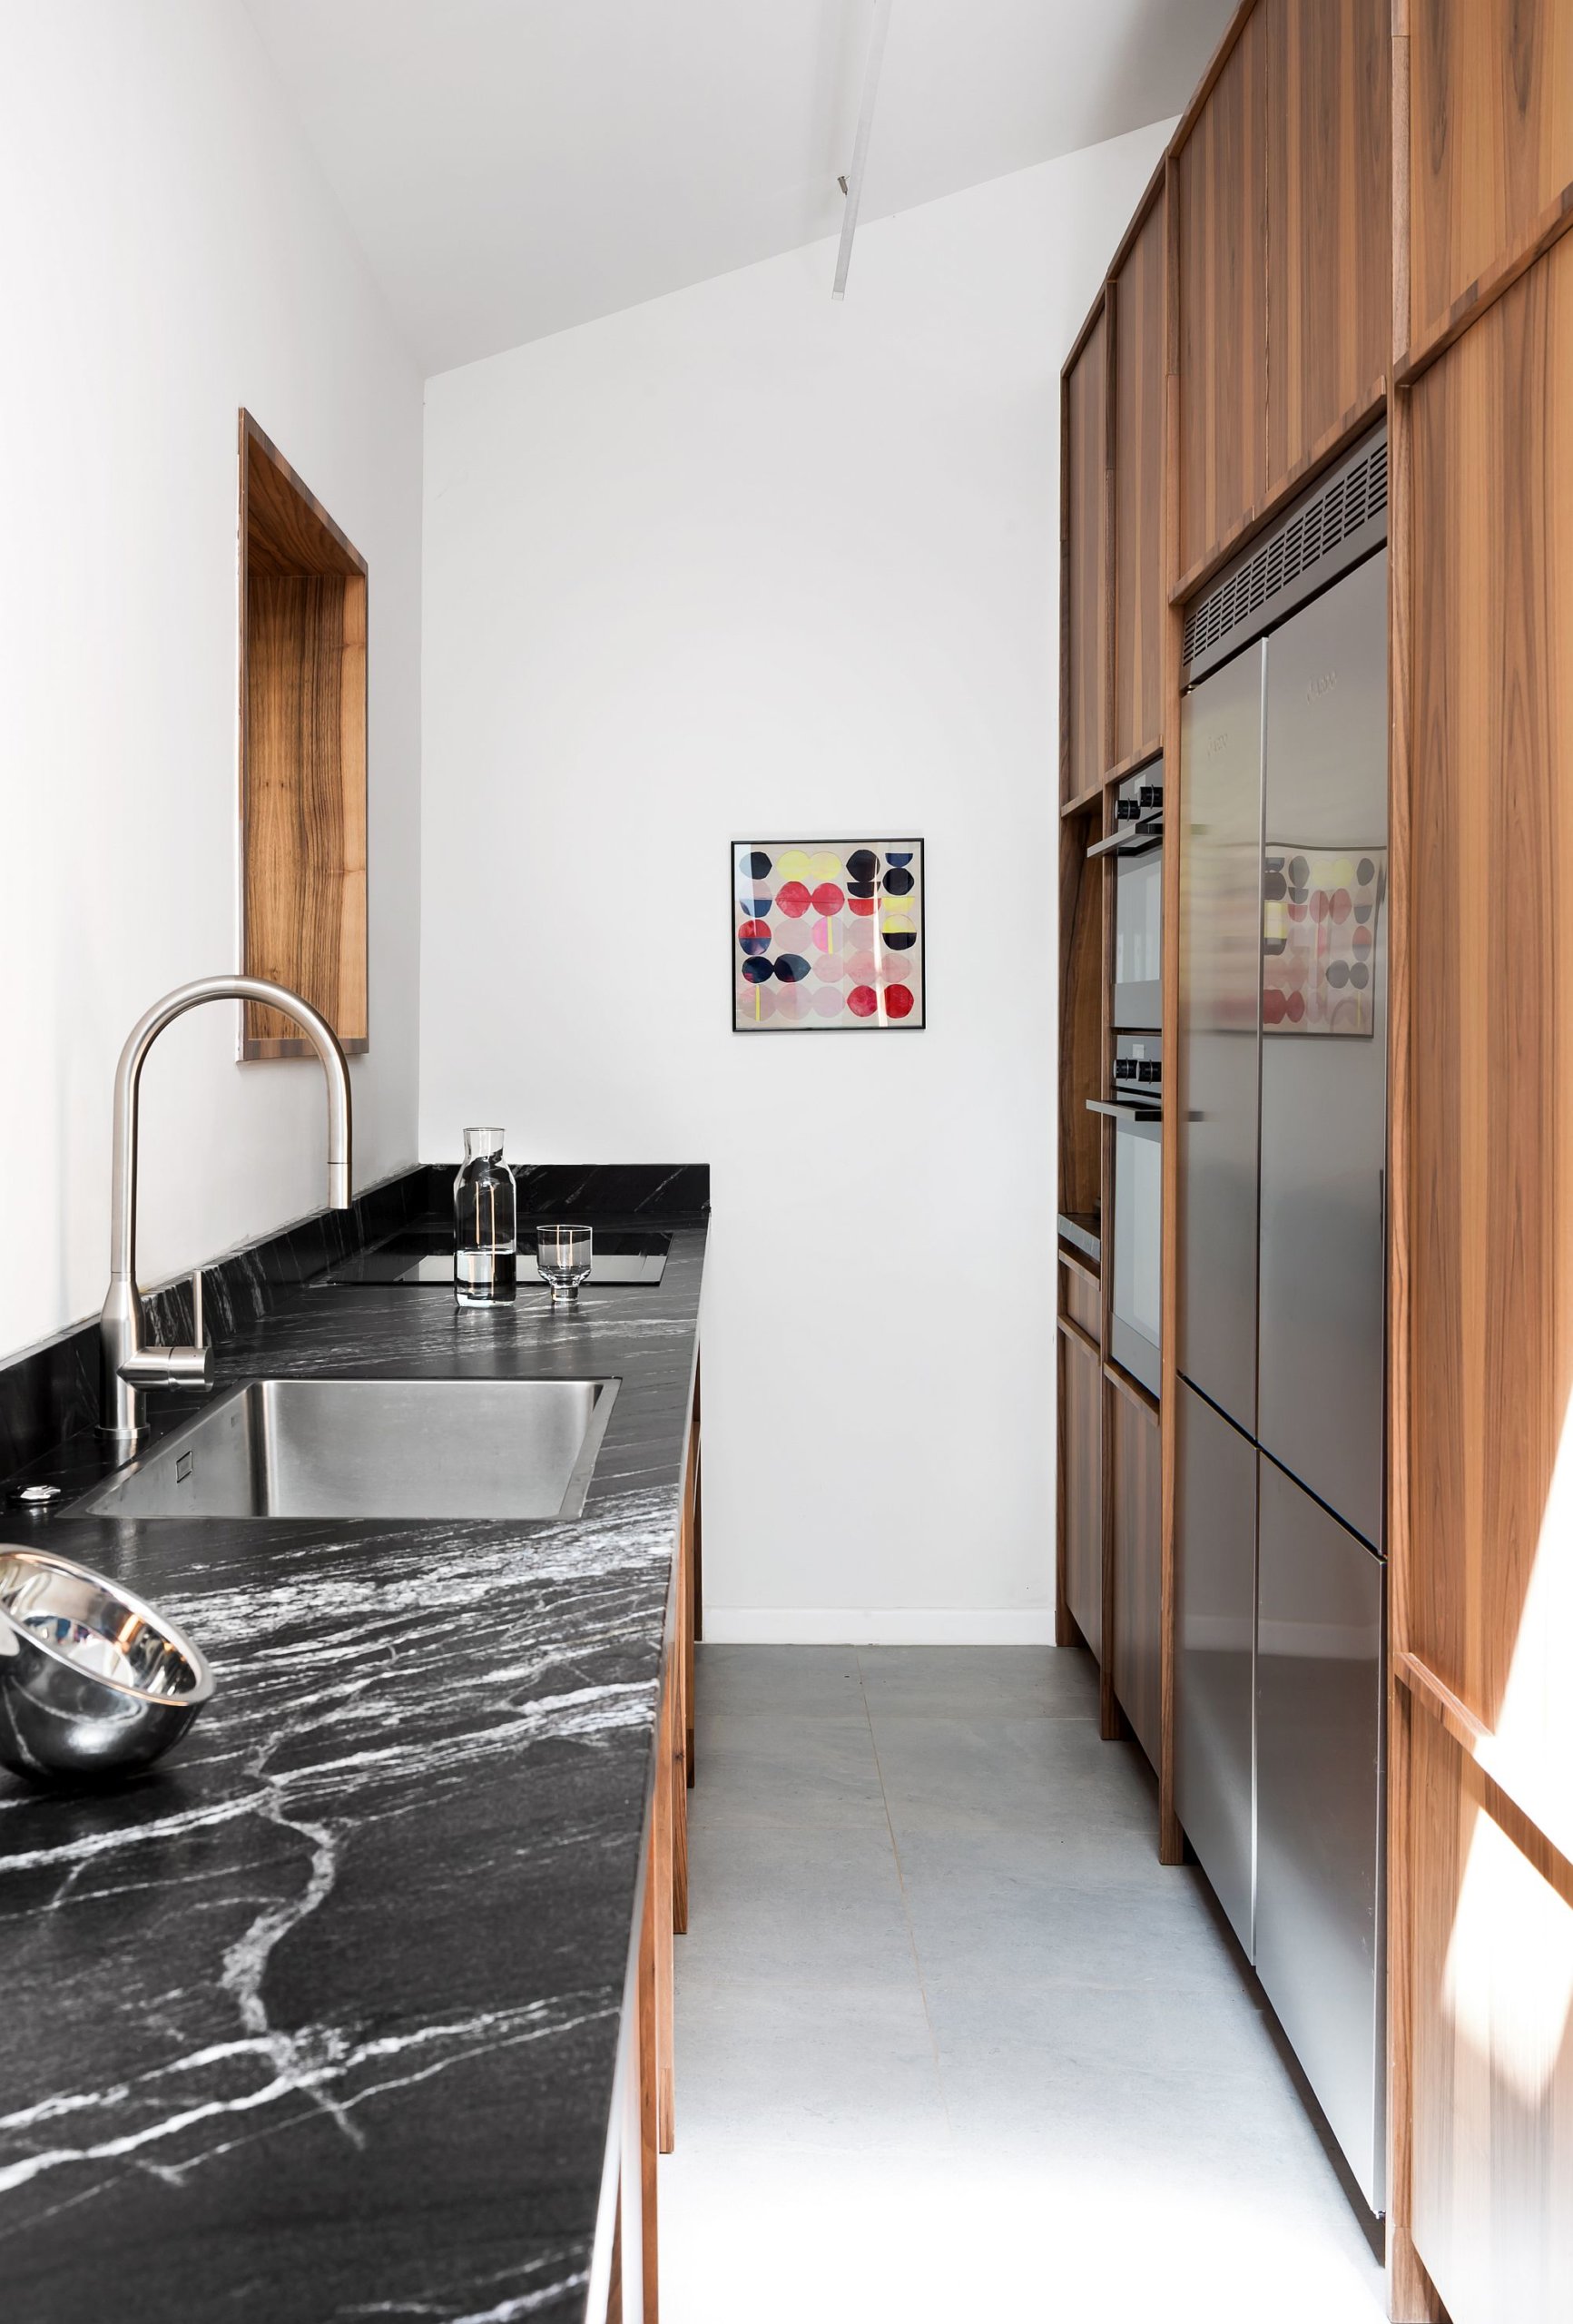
0 1169 705 2323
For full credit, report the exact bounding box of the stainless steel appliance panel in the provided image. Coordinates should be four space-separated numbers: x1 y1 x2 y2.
1110 1111 1162 1397
1258 551 1389 1544
1175 1379 1257 1953
1114 839 1165 1029
1179 642 1265 1433
1255 1451 1385 2211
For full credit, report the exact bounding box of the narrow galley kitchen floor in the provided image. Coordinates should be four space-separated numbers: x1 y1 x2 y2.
662 1647 1386 2324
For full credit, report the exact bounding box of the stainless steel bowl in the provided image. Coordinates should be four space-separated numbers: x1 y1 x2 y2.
0 1546 215 1782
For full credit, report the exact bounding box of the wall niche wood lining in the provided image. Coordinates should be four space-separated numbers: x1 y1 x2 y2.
239 409 369 1060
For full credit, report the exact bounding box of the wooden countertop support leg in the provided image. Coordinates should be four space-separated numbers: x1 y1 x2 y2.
639 1827 660 2322
654 1652 676 2155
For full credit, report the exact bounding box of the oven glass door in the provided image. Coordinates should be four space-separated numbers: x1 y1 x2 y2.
1114 844 1164 1029
1111 1112 1162 1395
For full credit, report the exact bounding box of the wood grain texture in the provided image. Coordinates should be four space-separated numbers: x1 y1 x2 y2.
1408 234 1573 1763
638 1835 659 2324
683 1413 698 1787
1157 153 1185 1869
1410 1710 1573 2324
654 1634 674 2155
1175 3 1269 582
1388 1679 1447 2322
671 1469 690 1935
1062 310 1108 803
239 412 369 1060
1112 192 1167 766
243 413 366 580
1097 784 1120 1744
1109 1371 1163 1774
1058 814 1103 1223
1403 226 1573 2321
1385 154 1439 2305
1059 1251 1100 1340
1265 0 1391 491
1058 1319 1103 1660
1411 0 1573 358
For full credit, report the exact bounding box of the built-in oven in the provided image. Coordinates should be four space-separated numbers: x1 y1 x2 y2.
1090 1033 1163 1397
1090 765 1165 1030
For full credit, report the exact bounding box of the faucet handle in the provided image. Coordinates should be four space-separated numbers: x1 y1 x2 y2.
190 1268 205 1351
119 1344 213 1392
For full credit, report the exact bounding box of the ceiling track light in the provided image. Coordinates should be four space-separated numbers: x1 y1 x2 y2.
832 0 894 301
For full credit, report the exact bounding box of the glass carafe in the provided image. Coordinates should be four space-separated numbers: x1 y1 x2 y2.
453 1128 516 1305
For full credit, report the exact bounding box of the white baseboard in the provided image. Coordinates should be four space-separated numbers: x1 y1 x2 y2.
700 1607 1059 1646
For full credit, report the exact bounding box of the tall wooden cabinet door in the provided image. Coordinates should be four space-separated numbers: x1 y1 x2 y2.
1264 0 1390 490
1409 232 1573 1754
1175 5 1268 586
1061 310 1107 803
1406 232 1573 2319
1411 0 1573 356
1058 1325 1103 1658
1111 196 1166 768
1110 1382 1162 1772
1410 1717 1573 2324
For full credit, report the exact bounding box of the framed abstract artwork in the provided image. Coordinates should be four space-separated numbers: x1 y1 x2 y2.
732 840 925 1031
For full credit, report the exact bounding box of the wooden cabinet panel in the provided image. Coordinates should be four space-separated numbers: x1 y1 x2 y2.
1176 7 1268 586
1059 1323 1103 1658
1058 818 1104 1224
1411 0 1573 355
1265 0 1390 487
1059 1252 1100 1341
1408 233 1573 1757
1110 1379 1162 1770
1111 195 1166 765
1062 310 1107 801
1409 1713 1573 2324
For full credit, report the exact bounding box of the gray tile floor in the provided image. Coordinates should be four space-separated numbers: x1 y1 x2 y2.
663 1645 1387 2323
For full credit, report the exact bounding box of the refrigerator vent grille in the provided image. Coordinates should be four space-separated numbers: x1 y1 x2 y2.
1183 434 1388 675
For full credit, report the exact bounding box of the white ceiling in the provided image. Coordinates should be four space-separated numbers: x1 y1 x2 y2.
243 0 1234 377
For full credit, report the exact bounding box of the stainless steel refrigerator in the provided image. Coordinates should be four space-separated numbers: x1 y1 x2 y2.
1175 540 1388 2213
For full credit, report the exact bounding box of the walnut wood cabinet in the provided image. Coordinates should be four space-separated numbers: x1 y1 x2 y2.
1175 5 1269 586
1391 216 1573 2324
1173 0 1391 590
1061 306 1107 805
1111 192 1167 769
1264 0 1391 491
1409 0 1573 364
1057 5 1573 2315
1109 1373 1163 1769
1057 1317 1103 1659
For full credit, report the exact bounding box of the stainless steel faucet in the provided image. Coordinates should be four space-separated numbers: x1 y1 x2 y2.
100 976 353 1453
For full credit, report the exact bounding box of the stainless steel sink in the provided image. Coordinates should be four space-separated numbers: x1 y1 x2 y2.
79 1376 619 1522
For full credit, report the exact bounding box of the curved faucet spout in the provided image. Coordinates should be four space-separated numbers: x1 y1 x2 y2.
100 976 354 1451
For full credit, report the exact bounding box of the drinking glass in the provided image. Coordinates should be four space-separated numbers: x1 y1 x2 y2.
537 1224 593 1304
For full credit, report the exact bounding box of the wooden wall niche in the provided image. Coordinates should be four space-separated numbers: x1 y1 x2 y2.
240 411 369 1059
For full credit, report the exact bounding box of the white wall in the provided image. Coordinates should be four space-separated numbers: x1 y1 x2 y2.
0 1 424 1360
421 125 1169 1638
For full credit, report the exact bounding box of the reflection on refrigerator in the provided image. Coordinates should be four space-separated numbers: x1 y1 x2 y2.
1175 527 1389 2214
